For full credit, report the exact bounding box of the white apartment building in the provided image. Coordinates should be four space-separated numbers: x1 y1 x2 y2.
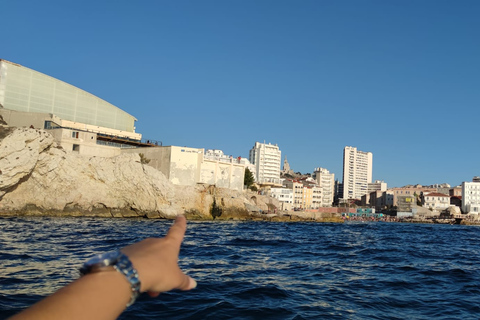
313 167 335 207
270 187 293 211
249 142 281 186
310 185 322 209
423 192 450 212
342 146 373 200
462 181 480 214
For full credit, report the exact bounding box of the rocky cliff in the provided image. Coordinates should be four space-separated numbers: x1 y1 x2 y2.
0 126 281 220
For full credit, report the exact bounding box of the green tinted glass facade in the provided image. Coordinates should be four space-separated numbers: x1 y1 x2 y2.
0 60 136 132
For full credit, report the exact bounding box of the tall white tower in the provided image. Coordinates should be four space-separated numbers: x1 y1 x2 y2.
249 142 281 185
313 167 335 206
342 146 373 200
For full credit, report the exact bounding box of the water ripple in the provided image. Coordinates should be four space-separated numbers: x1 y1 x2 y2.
1 217 480 319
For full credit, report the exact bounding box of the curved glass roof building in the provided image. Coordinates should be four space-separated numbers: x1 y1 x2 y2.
0 59 137 133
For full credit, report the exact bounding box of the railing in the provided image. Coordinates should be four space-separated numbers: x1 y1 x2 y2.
141 139 162 146
97 140 133 148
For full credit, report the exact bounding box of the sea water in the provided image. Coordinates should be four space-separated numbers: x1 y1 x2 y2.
1 217 480 319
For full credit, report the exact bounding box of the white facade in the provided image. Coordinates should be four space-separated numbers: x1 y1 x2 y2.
0 59 138 133
313 167 335 207
238 157 256 181
310 185 322 209
249 142 281 186
284 179 304 209
123 146 246 191
462 181 480 214
204 149 256 182
423 192 450 211
270 187 293 211
342 146 373 200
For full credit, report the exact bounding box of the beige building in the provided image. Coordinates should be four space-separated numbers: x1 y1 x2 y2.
284 179 304 209
283 178 322 209
390 186 436 207
423 192 450 212
449 186 462 197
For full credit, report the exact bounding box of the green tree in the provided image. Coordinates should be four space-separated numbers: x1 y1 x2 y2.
244 168 255 189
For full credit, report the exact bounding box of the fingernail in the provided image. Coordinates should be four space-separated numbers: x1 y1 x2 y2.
189 277 197 289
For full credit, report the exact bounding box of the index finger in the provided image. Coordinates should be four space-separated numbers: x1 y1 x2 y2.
165 215 187 245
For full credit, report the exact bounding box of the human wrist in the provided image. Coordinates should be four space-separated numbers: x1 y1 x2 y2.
80 250 141 307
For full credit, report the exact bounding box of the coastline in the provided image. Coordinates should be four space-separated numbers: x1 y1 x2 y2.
2 209 480 226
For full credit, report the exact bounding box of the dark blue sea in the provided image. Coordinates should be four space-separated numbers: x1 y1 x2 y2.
1 217 480 319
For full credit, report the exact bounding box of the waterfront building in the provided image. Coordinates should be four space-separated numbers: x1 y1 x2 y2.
462 181 480 214
364 190 394 211
204 150 251 170
283 179 304 209
313 167 335 207
283 178 322 209
342 146 373 200
390 186 436 207
423 192 450 212
123 146 246 191
382 190 394 209
249 142 282 187
270 187 293 211
396 195 416 218
310 184 322 209
204 149 256 184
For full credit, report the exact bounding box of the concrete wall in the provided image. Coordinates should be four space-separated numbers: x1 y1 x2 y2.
306 207 356 213
200 161 217 185
0 109 50 128
200 160 245 190
122 147 172 179
49 128 122 158
169 146 203 186
230 163 245 191
123 146 245 191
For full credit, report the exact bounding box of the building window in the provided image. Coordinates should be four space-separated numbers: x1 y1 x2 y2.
72 131 79 139
73 144 80 152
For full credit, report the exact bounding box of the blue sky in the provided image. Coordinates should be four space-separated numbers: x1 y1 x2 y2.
2 0 479 188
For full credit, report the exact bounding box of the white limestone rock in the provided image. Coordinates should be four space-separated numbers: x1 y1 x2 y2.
0 127 179 216
0 127 55 197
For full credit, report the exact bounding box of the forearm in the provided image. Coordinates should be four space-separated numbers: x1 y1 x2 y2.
10 271 131 320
